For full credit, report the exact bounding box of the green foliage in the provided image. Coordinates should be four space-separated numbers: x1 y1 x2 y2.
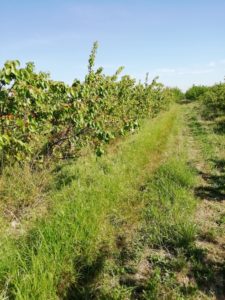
186 82 225 133
168 87 184 102
200 83 225 119
185 85 208 101
0 43 183 167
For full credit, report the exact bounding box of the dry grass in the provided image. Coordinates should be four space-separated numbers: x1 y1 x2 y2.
0 164 51 226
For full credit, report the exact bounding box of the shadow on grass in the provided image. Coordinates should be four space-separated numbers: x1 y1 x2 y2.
195 159 225 202
193 158 225 296
214 120 225 135
187 246 225 299
179 99 195 105
62 253 107 300
187 115 207 138
53 163 80 191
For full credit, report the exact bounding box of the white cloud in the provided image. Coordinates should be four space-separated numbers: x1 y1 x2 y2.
220 59 225 64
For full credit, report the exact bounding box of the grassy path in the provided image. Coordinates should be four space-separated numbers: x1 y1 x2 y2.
0 106 184 299
0 103 224 299
187 103 225 299
81 103 225 300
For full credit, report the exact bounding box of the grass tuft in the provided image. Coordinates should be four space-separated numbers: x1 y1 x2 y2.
143 158 197 250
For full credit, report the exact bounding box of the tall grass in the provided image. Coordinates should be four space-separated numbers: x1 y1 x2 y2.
0 164 51 221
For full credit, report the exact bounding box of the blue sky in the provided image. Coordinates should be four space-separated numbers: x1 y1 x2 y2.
1 0 225 90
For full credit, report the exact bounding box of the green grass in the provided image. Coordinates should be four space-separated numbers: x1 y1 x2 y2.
188 102 225 165
2 102 221 299
0 106 183 299
94 156 198 300
88 102 225 300
140 158 198 300
143 158 197 250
